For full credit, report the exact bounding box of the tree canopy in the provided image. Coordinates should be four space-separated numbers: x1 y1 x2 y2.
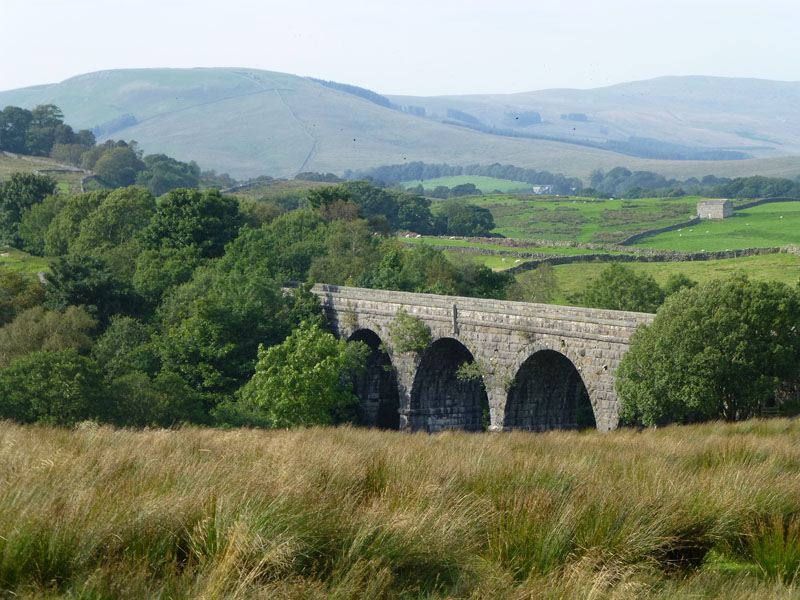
617 276 800 426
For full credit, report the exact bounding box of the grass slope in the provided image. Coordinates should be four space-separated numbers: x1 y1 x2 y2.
464 194 700 242
2 421 800 598
388 76 800 158
3 69 800 180
550 252 800 304
0 153 85 193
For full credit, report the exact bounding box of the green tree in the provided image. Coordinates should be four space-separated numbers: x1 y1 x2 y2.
662 272 697 297
18 193 66 254
135 154 201 196
92 315 159 380
575 263 664 312
0 269 45 325
0 172 57 245
157 268 293 404
0 349 107 425
0 106 33 153
306 186 353 210
141 188 243 258
44 190 109 255
236 321 369 427
0 305 96 368
507 263 558 303
308 218 380 285
71 186 156 254
617 276 800 426
133 245 205 305
93 145 146 188
43 254 140 326
446 204 495 236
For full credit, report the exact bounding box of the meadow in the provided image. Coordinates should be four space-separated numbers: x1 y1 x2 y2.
634 201 800 251
0 153 85 194
548 252 800 303
461 195 701 243
2 420 800 599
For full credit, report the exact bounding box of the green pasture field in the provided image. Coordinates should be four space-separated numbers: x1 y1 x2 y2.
548 252 800 304
399 236 628 256
462 194 701 243
0 247 52 276
444 252 535 271
402 175 531 193
0 153 85 194
634 201 800 251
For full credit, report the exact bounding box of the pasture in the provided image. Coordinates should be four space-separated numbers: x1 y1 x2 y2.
465 194 700 242
634 201 800 251
549 252 800 304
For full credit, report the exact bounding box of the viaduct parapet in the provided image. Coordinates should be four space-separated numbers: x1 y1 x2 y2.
310 284 654 433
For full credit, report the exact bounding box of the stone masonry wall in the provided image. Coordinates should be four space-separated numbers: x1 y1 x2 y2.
312 284 654 432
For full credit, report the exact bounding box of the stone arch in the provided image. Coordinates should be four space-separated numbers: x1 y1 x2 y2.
504 349 596 431
348 329 400 429
409 337 488 432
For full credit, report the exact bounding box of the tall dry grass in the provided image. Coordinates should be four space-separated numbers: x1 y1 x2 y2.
1 419 800 598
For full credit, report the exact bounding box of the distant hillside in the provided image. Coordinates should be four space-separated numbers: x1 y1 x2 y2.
389 76 800 160
2 69 799 180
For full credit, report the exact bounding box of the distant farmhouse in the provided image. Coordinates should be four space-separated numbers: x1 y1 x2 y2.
697 199 733 219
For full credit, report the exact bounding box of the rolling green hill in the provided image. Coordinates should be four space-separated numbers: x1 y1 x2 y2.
2 69 800 181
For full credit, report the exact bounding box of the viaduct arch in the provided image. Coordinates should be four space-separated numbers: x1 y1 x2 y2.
310 284 654 432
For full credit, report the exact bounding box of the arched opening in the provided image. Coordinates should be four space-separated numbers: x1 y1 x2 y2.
349 329 400 429
410 338 488 432
505 350 596 431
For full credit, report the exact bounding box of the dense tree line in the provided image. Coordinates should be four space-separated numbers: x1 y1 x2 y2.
0 174 512 428
583 168 800 199
0 104 222 197
345 161 582 194
0 104 95 156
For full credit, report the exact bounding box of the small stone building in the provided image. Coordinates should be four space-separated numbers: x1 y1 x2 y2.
697 199 733 219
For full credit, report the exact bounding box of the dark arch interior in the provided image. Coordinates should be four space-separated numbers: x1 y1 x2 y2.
410 338 488 432
349 329 400 429
505 350 596 431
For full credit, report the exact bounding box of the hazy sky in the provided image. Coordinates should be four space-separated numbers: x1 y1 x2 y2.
3 0 799 95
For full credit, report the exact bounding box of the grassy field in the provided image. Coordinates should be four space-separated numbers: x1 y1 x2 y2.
0 247 52 276
0 153 85 194
462 194 701 243
2 420 800 598
549 252 800 304
634 201 800 251
402 175 531 193
399 236 627 256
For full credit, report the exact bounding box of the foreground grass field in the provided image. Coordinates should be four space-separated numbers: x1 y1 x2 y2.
3 421 800 598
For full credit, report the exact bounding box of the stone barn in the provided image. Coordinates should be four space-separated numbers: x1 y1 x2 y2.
697 199 733 219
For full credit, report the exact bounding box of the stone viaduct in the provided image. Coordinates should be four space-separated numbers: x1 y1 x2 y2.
310 284 654 433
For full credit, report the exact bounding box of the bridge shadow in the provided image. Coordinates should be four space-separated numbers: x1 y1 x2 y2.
410 338 488 432
348 329 400 430
505 350 596 431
